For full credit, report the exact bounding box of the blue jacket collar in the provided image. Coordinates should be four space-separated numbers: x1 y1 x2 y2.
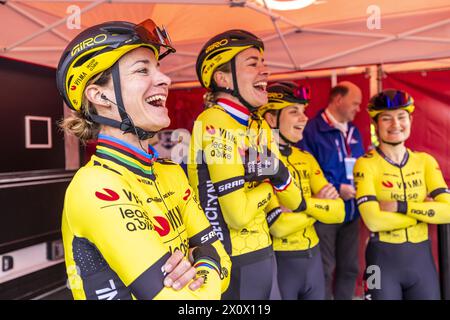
316 109 356 133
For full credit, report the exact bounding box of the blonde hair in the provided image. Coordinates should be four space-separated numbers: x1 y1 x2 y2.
203 61 232 109
203 91 219 109
59 70 111 144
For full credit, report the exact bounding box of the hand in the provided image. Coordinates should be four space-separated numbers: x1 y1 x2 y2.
242 145 289 187
314 183 339 199
163 250 204 291
339 184 356 201
379 200 397 212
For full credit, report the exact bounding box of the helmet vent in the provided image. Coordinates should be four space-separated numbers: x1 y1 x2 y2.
101 25 134 35
73 52 98 68
207 48 232 60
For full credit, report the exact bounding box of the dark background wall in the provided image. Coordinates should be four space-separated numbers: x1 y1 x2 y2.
0 58 71 299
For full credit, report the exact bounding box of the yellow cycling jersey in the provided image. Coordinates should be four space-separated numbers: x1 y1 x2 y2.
354 147 450 244
62 134 231 300
187 99 302 259
266 145 345 251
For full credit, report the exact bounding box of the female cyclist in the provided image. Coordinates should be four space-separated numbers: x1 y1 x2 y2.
354 89 450 300
188 30 302 299
257 82 345 300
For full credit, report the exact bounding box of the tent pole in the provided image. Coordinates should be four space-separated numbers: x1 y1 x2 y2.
268 20 298 69
4 0 107 51
261 0 298 70
301 37 395 69
245 1 450 68
6 2 71 42
367 65 377 98
330 70 337 87
406 35 450 44
262 28 297 43
245 1 450 44
398 18 450 38
300 17 450 69
376 64 383 93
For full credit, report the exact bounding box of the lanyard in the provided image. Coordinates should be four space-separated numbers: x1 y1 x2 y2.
322 112 354 158
340 127 355 157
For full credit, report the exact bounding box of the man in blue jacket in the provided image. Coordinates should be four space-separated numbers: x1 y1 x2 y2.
297 81 365 300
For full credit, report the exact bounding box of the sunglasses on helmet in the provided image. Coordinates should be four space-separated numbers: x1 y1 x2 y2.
371 90 412 110
293 86 311 102
134 19 176 60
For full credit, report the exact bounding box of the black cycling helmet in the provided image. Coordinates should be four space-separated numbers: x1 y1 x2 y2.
258 81 311 117
258 81 311 145
368 89 415 119
56 19 175 140
196 29 264 111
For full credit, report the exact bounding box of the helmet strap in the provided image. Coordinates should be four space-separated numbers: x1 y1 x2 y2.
380 139 403 146
227 57 258 113
275 109 296 145
212 57 261 113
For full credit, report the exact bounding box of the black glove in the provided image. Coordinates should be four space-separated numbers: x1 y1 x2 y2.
241 145 290 187
192 244 220 266
192 244 222 280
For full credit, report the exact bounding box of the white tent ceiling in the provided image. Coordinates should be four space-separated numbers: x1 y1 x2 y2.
1 0 450 84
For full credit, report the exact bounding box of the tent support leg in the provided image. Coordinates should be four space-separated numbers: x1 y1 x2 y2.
438 224 450 300
376 64 383 93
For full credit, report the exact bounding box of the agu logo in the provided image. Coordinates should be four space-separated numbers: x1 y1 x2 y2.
382 181 394 188
153 216 171 237
95 188 119 201
314 170 321 175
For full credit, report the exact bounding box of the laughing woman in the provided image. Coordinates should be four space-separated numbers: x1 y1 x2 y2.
188 30 302 299
57 19 230 300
